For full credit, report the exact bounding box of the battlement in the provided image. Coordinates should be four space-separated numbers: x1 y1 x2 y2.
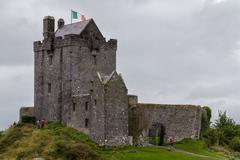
34 35 89 52
137 103 202 110
103 39 117 50
33 41 43 52
34 35 117 52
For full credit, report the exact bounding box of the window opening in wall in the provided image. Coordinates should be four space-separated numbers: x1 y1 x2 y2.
48 83 51 93
85 118 89 128
95 48 100 52
92 55 97 65
73 102 76 112
85 102 89 111
49 55 53 65
90 81 94 92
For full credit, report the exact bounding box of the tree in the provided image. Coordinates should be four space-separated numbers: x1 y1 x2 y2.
214 111 235 129
214 111 236 145
201 106 212 138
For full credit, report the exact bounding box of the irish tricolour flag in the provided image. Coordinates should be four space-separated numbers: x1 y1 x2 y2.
71 9 86 23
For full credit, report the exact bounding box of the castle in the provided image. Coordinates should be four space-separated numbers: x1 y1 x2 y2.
20 16 202 146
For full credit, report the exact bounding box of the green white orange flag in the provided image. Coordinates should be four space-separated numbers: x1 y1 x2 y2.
71 10 87 23
72 10 78 19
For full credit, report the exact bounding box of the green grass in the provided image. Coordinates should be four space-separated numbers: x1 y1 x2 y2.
174 138 228 159
0 123 232 160
0 122 101 160
102 146 219 160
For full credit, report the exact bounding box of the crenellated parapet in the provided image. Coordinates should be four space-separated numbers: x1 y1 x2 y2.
34 35 90 52
33 41 43 52
102 39 117 51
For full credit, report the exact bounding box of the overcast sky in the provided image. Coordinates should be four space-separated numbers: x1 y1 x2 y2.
1 0 240 130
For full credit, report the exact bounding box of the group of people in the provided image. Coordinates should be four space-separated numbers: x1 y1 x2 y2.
36 119 46 128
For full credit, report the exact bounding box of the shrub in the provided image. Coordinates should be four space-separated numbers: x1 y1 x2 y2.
0 127 24 153
203 128 220 147
53 141 101 160
230 137 240 152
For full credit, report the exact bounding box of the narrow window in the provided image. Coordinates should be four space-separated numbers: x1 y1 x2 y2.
90 80 94 86
85 102 89 111
49 55 53 65
85 119 89 128
92 55 97 65
73 102 76 112
94 99 97 105
48 83 51 93
90 80 94 93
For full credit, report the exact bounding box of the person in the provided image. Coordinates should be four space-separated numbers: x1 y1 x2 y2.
168 136 174 151
40 119 46 128
36 120 40 128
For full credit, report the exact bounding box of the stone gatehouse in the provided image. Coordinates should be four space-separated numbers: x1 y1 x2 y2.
20 16 202 146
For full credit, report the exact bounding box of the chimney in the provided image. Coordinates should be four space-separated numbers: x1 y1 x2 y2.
58 18 65 29
43 16 55 39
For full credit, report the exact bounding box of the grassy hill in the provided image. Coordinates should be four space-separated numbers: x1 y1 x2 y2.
0 122 232 160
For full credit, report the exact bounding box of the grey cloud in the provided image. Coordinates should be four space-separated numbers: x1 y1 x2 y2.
1 0 240 129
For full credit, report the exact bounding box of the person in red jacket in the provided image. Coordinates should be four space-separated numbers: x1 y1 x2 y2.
40 119 46 128
168 136 174 151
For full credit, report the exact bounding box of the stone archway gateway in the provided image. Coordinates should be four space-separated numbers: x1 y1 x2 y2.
148 123 166 146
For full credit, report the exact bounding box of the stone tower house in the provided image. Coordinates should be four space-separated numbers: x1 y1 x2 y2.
20 16 202 146
33 16 130 146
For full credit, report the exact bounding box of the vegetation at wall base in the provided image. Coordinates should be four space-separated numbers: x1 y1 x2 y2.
201 109 240 154
0 121 236 160
0 122 101 160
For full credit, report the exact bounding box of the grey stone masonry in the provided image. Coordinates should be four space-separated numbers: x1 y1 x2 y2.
32 16 131 146
128 95 202 145
20 15 202 147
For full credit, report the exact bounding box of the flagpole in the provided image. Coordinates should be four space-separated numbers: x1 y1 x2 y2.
71 9 72 24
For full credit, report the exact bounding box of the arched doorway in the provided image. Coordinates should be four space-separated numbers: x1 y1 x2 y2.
148 123 165 146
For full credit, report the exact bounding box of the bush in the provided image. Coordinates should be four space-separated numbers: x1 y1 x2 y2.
0 127 24 153
203 128 220 147
53 141 100 160
230 137 240 152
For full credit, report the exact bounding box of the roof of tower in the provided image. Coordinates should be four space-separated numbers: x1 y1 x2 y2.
55 19 92 38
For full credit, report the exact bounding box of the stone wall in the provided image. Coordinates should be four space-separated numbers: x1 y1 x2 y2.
104 72 131 146
89 71 105 145
19 107 35 122
133 103 202 145
128 95 202 145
